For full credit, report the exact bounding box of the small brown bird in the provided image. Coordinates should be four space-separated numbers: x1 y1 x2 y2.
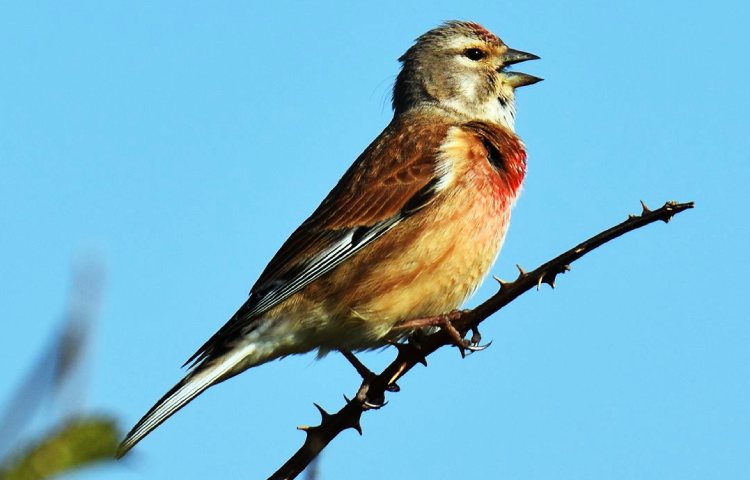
119 20 540 456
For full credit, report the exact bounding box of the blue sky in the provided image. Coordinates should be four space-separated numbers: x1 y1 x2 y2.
1 1 748 479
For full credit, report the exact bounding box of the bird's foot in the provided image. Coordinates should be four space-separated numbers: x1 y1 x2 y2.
438 319 492 358
353 386 388 410
468 326 492 353
340 350 397 409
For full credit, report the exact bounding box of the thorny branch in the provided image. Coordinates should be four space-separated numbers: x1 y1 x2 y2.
268 200 694 480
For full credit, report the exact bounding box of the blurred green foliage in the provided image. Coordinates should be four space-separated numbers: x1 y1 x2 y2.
0 417 119 480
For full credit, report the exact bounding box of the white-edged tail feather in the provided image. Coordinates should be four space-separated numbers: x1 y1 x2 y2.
117 343 257 457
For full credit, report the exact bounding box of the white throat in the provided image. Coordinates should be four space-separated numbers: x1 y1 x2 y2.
441 96 516 131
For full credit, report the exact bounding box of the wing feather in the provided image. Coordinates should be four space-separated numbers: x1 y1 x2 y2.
184 114 453 368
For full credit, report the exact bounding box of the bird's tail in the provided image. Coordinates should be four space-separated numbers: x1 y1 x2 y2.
117 342 258 457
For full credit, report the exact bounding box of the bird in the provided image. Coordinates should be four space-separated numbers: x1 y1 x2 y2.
118 20 541 456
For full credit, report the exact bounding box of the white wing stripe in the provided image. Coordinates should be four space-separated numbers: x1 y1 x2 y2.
247 216 401 317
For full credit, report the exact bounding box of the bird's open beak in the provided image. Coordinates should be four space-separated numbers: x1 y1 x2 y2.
502 48 542 88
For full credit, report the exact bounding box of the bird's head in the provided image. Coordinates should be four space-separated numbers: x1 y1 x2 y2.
393 21 541 130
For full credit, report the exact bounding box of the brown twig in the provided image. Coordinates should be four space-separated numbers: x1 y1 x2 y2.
267 200 694 480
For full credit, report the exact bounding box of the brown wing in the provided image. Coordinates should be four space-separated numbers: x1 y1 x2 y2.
184 113 453 368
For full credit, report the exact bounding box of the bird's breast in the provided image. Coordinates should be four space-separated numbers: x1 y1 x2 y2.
326 124 525 347
277 120 528 352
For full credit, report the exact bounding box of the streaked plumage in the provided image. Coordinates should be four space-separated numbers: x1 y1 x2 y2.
118 20 540 457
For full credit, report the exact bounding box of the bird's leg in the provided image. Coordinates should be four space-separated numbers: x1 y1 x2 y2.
340 350 375 381
339 350 395 409
395 310 491 357
435 316 470 358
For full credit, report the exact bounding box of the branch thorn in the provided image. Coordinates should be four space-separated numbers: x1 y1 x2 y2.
640 200 651 215
492 275 510 290
313 403 331 421
349 417 363 435
351 420 362 436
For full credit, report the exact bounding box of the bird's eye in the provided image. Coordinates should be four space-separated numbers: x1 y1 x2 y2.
464 48 485 61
